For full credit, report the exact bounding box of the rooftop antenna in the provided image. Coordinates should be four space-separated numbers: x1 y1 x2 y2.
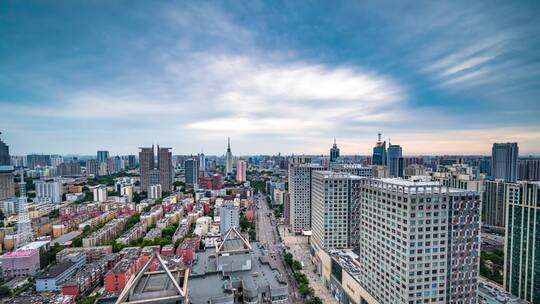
377 133 382 142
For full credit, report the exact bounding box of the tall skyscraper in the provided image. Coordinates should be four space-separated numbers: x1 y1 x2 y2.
15 172 34 248
492 143 519 182
97 150 109 163
0 132 10 166
358 179 480 304
288 162 325 233
504 181 540 302
0 165 15 200
199 153 206 173
236 160 247 182
482 180 510 228
184 158 199 186
388 143 403 177
372 133 387 166
139 145 173 192
26 154 50 169
225 137 234 175
329 138 340 162
311 171 361 249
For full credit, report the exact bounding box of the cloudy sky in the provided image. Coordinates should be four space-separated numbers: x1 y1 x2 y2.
1 1 539 156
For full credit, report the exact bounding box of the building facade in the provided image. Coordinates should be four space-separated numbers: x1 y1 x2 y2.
483 180 510 228
358 178 480 304
311 171 362 249
139 145 173 192
503 181 540 303
35 179 63 204
184 158 199 186
288 162 325 233
236 160 247 182
330 139 340 162
0 165 15 200
219 204 240 236
492 143 519 183
388 143 403 177
225 137 234 175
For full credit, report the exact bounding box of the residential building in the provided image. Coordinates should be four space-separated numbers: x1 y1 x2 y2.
372 133 387 166
148 184 162 200
97 150 109 163
288 162 325 233
0 165 15 200
503 181 540 303
225 137 234 175
139 145 173 192
198 153 206 172
330 138 340 162
27 154 51 169
86 159 99 176
35 179 63 204
492 143 519 182
219 204 239 236
36 253 85 292
518 158 540 181
0 249 40 278
57 160 81 176
92 185 107 202
356 178 480 304
483 180 510 228
236 160 247 182
184 158 199 186
311 171 362 249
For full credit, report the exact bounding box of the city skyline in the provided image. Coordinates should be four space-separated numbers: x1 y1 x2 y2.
2 1 540 155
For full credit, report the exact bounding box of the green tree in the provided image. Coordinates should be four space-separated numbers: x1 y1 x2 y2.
293 260 303 271
284 253 293 266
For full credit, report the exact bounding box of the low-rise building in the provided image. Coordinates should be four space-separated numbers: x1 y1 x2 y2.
0 249 40 278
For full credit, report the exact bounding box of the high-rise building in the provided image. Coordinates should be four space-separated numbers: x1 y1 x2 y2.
35 179 63 204
225 137 234 175
288 162 325 233
26 154 51 169
148 184 162 200
50 155 63 167
199 153 206 173
86 159 99 176
15 172 34 248
482 180 510 228
388 143 403 177
127 155 137 169
56 160 81 176
492 143 519 182
184 158 199 186
311 171 361 250
0 132 10 166
0 165 15 200
504 181 540 302
97 151 109 163
236 160 247 182
157 147 172 191
92 185 108 202
372 133 387 166
219 203 240 236
329 138 340 162
330 163 373 177
518 158 540 181
139 145 173 192
358 178 480 304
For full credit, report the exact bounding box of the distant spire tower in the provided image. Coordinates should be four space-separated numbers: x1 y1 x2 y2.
15 171 34 248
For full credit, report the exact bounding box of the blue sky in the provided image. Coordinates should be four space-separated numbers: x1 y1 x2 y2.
1 1 539 156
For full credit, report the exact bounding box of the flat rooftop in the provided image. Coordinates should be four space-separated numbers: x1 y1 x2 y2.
373 178 474 194
189 242 287 304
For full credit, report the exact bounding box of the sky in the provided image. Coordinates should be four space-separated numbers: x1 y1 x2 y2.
1 1 540 156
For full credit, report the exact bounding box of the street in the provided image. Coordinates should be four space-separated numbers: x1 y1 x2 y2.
255 194 301 304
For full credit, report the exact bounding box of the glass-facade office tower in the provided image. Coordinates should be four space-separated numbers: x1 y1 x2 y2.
358 179 480 304
372 133 387 166
388 144 403 177
504 181 540 303
97 150 109 163
492 143 519 182
482 180 510 228
330 139 340 162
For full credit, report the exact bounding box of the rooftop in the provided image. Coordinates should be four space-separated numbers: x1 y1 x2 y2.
372 178 475 194
1 248 38 258
51 231 81 245
37 261 74 279
18 240 50 251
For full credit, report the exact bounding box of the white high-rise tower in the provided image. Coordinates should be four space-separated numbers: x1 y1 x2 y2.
15 171 34 248
225 137 233 175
